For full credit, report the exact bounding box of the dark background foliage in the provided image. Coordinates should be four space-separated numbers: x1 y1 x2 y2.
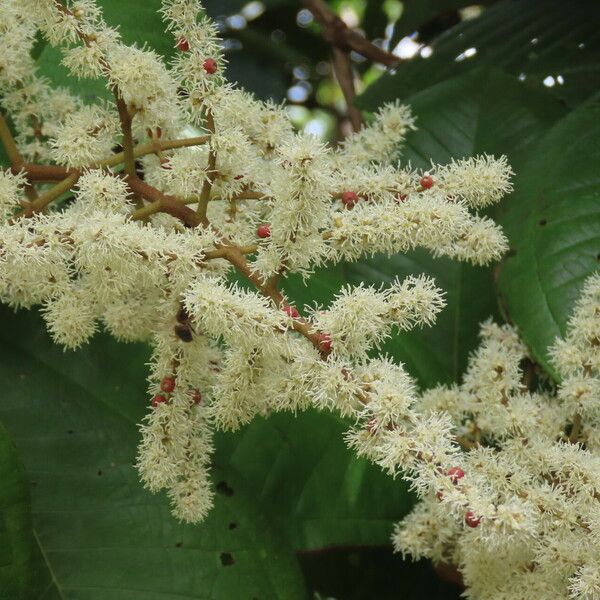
1 1 599 598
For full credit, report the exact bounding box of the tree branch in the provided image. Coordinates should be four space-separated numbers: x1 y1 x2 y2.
0 112 25 168
0 112 40 200
301 0 400 67
127 175 206 228
100 135 210 168
197 111 217 219
115 96 137 179
569 413 582 444
331 46 363 132
16 171 80 217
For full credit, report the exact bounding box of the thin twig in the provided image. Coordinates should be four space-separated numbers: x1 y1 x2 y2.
11 135 209 184
115 96 137 178
12 163 74 182
331 46 362 132
197 111 217 219
301 0 400 67
100 135 210 168
16 171 80 217
0 112 39 200
0 112 25 167
127 175 206 228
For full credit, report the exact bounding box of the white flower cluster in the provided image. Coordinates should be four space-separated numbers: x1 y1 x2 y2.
356 274 600 600
0 0 514 524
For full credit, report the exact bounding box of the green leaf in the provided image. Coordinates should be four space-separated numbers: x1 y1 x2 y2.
30 31 47 61
349 68 565 386
215 410 412 550
390 0 494 47
497 93 600 379
0 423 55 600
99 0 176 58
363 0 600 109
363 0 388 41
0 306 307 599
400 68 565 164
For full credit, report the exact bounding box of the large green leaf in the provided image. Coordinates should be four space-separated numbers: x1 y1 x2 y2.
0 423 30 598
497 93 600 379
0 423 55 600
390 0 495 47
215 410 412 550
0 306 307 599
98 0 175 57
395 68 566 168
363 0 600 109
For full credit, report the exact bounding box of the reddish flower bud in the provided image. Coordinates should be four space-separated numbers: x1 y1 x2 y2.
341 191 360 208
420 175 434 189
318 333 333 353
160 377 176 393
283 305 300 319
192 390 202 405
396 193 408 202
465 511 481 528
176 38 190 52
257 224 271 239
203 58 218 74
447 466 465 484
151 394 167 408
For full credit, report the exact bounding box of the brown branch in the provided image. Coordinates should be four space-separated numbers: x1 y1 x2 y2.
213 243 327 352
12 134 210 184
100 135 210 168
229 190 271 202
434 563 465 589
197 111 217 219
127 176 206 228
204 245 257 259
115 96 137 179
15 170 80 218
13 163 73 182
301 0 400 67
0 113 39 200
331 46 363 132
0 112 25 168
